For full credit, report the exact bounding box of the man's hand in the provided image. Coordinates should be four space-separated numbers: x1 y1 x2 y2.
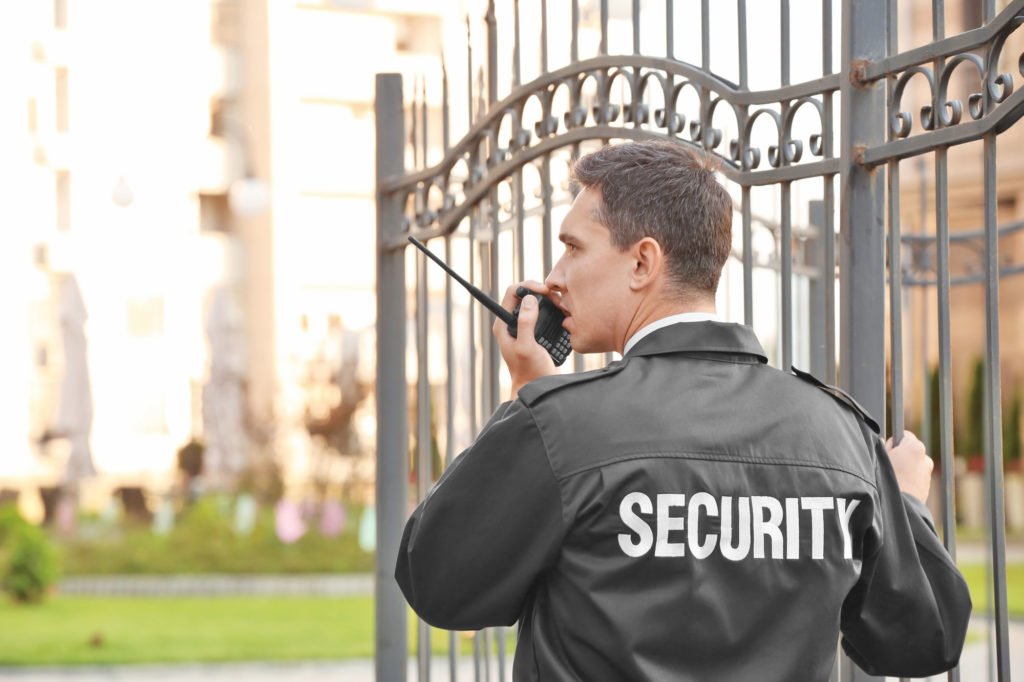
493 281 559 400
884 430 933 503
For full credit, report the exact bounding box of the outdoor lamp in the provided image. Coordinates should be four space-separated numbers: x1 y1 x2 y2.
111 176 134 207
210 97 268 217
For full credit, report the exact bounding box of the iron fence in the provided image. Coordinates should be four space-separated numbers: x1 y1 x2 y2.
376 1 1024 680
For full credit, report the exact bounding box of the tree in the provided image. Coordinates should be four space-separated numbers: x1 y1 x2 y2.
959 357 985 457
1004 387 1022 465
925 365 945 464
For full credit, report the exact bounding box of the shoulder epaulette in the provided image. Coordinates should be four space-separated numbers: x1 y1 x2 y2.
518 360 628 407
790 366 881 435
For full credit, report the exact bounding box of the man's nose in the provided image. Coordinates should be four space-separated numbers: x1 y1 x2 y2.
545 258 565 292
544 268 563 293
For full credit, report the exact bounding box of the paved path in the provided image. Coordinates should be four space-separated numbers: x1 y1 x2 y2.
942 616 1024 681
956 540 1024 564
0 658 510 682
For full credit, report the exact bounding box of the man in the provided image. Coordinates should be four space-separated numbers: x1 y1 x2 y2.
395 140 971 680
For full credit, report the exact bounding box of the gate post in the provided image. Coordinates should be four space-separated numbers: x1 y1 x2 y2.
839 1 886 679
375 72 408 682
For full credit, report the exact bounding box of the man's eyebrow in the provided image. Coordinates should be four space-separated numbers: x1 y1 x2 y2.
558 232 578 244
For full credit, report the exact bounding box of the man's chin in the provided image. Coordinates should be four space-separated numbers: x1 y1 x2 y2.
567 337 614 356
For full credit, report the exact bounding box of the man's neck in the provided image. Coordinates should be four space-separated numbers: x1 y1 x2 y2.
618 297 717 354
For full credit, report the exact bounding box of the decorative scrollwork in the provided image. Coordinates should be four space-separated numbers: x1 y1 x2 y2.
891 67 935 138
655 107 685 134
936 54 984 126
744 109 782 170
393 55 837 235
884 7 1024 142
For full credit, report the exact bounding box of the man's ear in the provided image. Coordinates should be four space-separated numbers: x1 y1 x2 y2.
629 237 664 291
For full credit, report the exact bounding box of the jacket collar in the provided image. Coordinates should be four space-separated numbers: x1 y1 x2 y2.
625 321 768 364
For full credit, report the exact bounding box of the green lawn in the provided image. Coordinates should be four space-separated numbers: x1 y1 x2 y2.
959 562 1024 617
0 562 1018 667
0 595 505 666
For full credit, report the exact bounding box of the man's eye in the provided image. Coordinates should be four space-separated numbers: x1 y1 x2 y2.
566 243 578 253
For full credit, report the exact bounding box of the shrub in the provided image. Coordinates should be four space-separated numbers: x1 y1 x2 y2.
2 522 59 603
56 498 374 575
0 504 29 546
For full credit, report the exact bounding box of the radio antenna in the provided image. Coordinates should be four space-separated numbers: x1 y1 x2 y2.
407 236 514 325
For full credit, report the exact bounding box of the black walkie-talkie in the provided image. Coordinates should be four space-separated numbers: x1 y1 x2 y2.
408 236 572 366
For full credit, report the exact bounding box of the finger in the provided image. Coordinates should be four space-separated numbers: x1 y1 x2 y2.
495 285 523 343
496 280 543 341
501 284 521 313
516 293 539 344
518 279 550 295
501 280 552 312
518 280 562 309
493 310 520 342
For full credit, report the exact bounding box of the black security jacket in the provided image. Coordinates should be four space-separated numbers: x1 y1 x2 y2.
396 322 971 681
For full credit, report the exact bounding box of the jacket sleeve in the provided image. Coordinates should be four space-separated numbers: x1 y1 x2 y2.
394 398 564 631
840 430 972 677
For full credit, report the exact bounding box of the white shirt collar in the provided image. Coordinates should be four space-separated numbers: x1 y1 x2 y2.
623 312 721 356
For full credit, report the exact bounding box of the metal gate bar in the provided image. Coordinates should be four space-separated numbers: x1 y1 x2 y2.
982 63 1011 682
822 0 837 384
980 11 1010 677
840 0 887 678
780 3 794 371
885 8 907 682
375 71 408 682
738 0 755 329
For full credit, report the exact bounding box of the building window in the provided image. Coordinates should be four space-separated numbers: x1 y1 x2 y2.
962 0 983 30
211 1 241 47
199 192 232 232
54 0 67 29
126 297 165 337
56 171 70 231
33 243 48 268
297 0 371 9
394 15 442 55
27 98 37 133
55 68 69 133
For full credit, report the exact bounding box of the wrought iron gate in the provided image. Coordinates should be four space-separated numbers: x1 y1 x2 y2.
376 1 1024 680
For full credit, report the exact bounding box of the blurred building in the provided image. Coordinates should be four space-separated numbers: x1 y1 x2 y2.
1 0 1020 518
2 1 223 508
0 0 449 515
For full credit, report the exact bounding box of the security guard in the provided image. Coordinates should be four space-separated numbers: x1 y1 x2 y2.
396 141 971 680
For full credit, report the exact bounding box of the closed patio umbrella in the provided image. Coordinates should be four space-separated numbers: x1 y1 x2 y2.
202 284 248 487
52 273 96 483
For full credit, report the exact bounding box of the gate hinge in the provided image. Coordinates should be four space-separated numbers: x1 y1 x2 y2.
852 144 867 165
849 59 871 88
